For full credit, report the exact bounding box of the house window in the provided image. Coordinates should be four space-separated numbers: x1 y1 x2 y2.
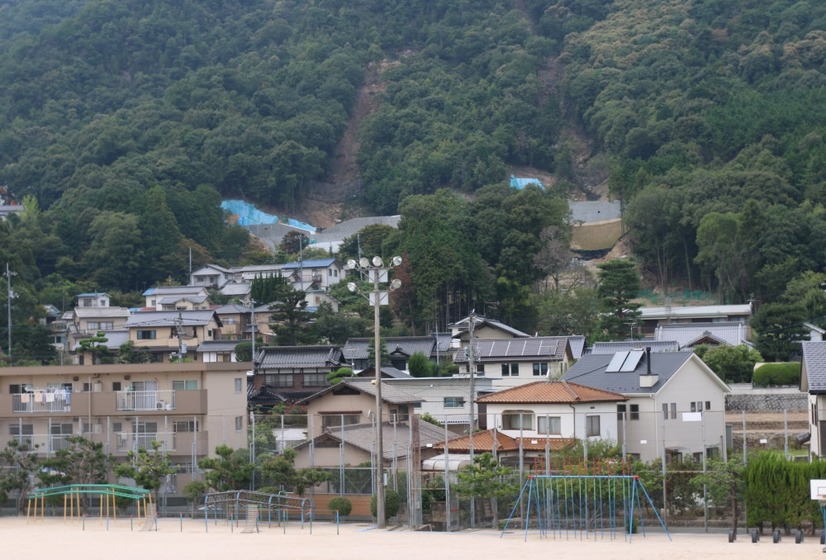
705 401 711 410
234 378 242 394
443 397 465 408
137 330 157 340
662 403 668 420
691 401 705 413
501 363 519 376
271 374 293 388
618 404 627 421
537 416 561 435
304 373 329 387
502 411 533 430
235 416 243 432
476 364 485 375
172 380 198 391
9 423 33 445
629 404 639 420
532 363 549 376
321 414 360 430
670 403 676 419
112 382 122 392
174 421 196 433
586 415 600 437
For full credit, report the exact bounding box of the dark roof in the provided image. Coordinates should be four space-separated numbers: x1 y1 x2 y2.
281 258 337 269
343 336 436 361
356 366 412 379
297 378 420 405
589 340 679 354
476 381 626 404
257 345 343 369
562 351 695 394
196 340 244 353
248 385 288 405
454 337 570 364
802 341 826 393
297 419 447 460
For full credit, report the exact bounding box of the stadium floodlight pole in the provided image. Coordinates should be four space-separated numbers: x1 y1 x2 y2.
347 255 403 529
5 263 15 365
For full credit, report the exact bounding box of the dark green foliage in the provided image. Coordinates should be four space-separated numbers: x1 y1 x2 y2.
751 302 809 362
370 488 402 520
752 362 801 387
701 345 763 383
596 259 642 340
327 496 353 516
408 352 434 377
327 367 354 385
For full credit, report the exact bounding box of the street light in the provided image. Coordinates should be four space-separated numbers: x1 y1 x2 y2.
346 255 403 529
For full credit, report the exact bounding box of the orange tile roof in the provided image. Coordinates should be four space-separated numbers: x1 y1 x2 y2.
432 429 576 453
476 380 626 404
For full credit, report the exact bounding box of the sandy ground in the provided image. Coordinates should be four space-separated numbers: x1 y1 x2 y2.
1 517 823 560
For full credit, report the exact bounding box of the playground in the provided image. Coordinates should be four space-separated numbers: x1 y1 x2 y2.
1 516 822 560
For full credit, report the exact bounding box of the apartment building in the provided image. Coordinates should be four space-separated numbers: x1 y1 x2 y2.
0 362 249 493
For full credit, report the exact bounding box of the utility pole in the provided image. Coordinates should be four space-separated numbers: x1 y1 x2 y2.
468 311 477 528
5 263 16 364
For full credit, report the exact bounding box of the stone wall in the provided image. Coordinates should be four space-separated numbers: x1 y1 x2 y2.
725 392 807 412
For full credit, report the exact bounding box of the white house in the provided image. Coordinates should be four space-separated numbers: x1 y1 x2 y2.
476 381 627 443
562 349 730 463
801 341 826 456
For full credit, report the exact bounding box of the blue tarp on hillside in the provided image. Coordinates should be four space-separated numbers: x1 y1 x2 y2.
220 199 316 233
509 175 545 190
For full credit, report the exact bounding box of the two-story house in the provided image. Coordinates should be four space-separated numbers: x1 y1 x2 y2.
142 286 211 311
453 337 575 387
253 345 345 401
562 349 730 463
124 310 223 363
343 336 440 372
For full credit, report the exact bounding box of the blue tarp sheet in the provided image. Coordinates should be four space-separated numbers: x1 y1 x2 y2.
220 199 315 232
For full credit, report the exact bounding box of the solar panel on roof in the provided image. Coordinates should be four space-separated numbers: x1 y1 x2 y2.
606 351 628 372
620 349 645 372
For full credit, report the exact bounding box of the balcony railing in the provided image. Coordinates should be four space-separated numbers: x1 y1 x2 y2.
116 390 176 412
12 392 72 413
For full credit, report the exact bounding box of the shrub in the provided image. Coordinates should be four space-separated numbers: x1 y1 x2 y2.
752 362 801 387
370 488 401 520
327 496 352 517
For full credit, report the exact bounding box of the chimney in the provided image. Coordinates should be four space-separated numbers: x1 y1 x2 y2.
640 346 658 388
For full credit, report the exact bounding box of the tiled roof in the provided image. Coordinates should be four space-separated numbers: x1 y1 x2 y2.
196 340 244 353
157 294 209 305
476 381 626 404
281 258 337 269
655 321 750 348
143 285 207 296
802 341 826 393
343 336 436 361
562 351 695 394
589 340 679 354
74 307 131 319
213 304 250 315
257 345 343 368
454 337 569 363
220 283 251 296
303 419 448 459
355 366 412 379
298 378 421 405
431 429 575 453
125 310 220 327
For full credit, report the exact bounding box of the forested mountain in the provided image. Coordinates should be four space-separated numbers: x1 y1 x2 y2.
1 0 826 363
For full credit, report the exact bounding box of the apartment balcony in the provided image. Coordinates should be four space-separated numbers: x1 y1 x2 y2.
4 389 207 417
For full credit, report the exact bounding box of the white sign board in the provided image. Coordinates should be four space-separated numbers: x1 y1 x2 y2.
810 479 826 500
682 412 702 422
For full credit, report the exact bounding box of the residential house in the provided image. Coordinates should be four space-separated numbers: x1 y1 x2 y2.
64 293 131 363
638 303 752 338
428 428 575 469
303 284 340 313
189 264 233 289
213 304 253 339
453 336 574 386
343 336 440 371
308 215 401 254
196 340 243 363
124 310 223 363
0 362 248 497
654 321 752 349
281 258 344 291
476 381 626 445
142 286 211 311
590 340 680 354
252 345 345 401
450 316 531 346
385 376 495 429
562 349 730 463
801 341 826 457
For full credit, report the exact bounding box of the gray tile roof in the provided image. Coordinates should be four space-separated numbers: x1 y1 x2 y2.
257 345 344 369
74 307 131 319
298 378 421 405
589 340 679 354
196 340 245 353
343 336 437 361
302 419 448 460
655 321 750 348
454 337 569 363
125 309 221 327
802 341 826 393
356 366 412 379
451 316 531 338
562 351 694 394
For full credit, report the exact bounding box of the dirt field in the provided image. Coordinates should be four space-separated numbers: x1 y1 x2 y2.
3 517 822 560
